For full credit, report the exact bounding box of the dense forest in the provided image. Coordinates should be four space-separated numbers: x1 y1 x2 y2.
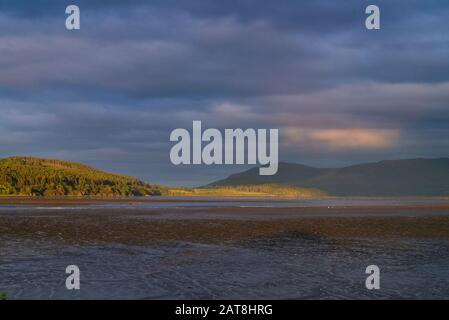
0 157 163 196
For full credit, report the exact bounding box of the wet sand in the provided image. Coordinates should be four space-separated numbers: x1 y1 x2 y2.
2 200 449 299
0 196 227 206
1 205 449 245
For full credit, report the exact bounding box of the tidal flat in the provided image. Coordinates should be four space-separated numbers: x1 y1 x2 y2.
1 197 449 299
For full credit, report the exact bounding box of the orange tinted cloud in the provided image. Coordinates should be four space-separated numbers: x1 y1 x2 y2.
285 128 400 150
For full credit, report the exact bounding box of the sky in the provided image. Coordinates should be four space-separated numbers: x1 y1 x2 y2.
0 0 448 186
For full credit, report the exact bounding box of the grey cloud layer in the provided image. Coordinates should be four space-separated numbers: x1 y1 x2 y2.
1 1 448 96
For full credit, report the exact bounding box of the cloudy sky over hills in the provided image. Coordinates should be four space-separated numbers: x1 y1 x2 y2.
0 0 448 186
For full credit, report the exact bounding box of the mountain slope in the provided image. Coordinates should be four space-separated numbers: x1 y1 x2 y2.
210 159 449 196
0 157 163 196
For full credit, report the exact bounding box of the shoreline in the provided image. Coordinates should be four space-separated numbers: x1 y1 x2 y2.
0 195 449 206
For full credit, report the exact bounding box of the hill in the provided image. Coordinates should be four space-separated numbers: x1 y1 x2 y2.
210 158 449 196
0 157 163 196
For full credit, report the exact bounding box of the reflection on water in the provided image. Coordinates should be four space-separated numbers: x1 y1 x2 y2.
1 236 449 299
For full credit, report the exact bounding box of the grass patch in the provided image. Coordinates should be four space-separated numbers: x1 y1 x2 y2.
167 184 326 197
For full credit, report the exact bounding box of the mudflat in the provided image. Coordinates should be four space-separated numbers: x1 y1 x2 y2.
2 199 449 299
1 203 449 245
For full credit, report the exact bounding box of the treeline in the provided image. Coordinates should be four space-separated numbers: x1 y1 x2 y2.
0 157 163 196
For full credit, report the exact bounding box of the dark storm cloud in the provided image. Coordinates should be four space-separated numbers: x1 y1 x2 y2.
1 0 448 97
0 0 448 185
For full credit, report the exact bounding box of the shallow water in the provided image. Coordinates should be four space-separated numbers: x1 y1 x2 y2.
1 196 448 211
1 236 449 299
1 198 449 299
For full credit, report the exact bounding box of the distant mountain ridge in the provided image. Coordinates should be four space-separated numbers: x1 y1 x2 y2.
0 157 163 196
210 158 449 196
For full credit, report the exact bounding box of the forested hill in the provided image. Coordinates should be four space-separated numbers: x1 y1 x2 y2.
0 157 163 196
210 159 449 196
